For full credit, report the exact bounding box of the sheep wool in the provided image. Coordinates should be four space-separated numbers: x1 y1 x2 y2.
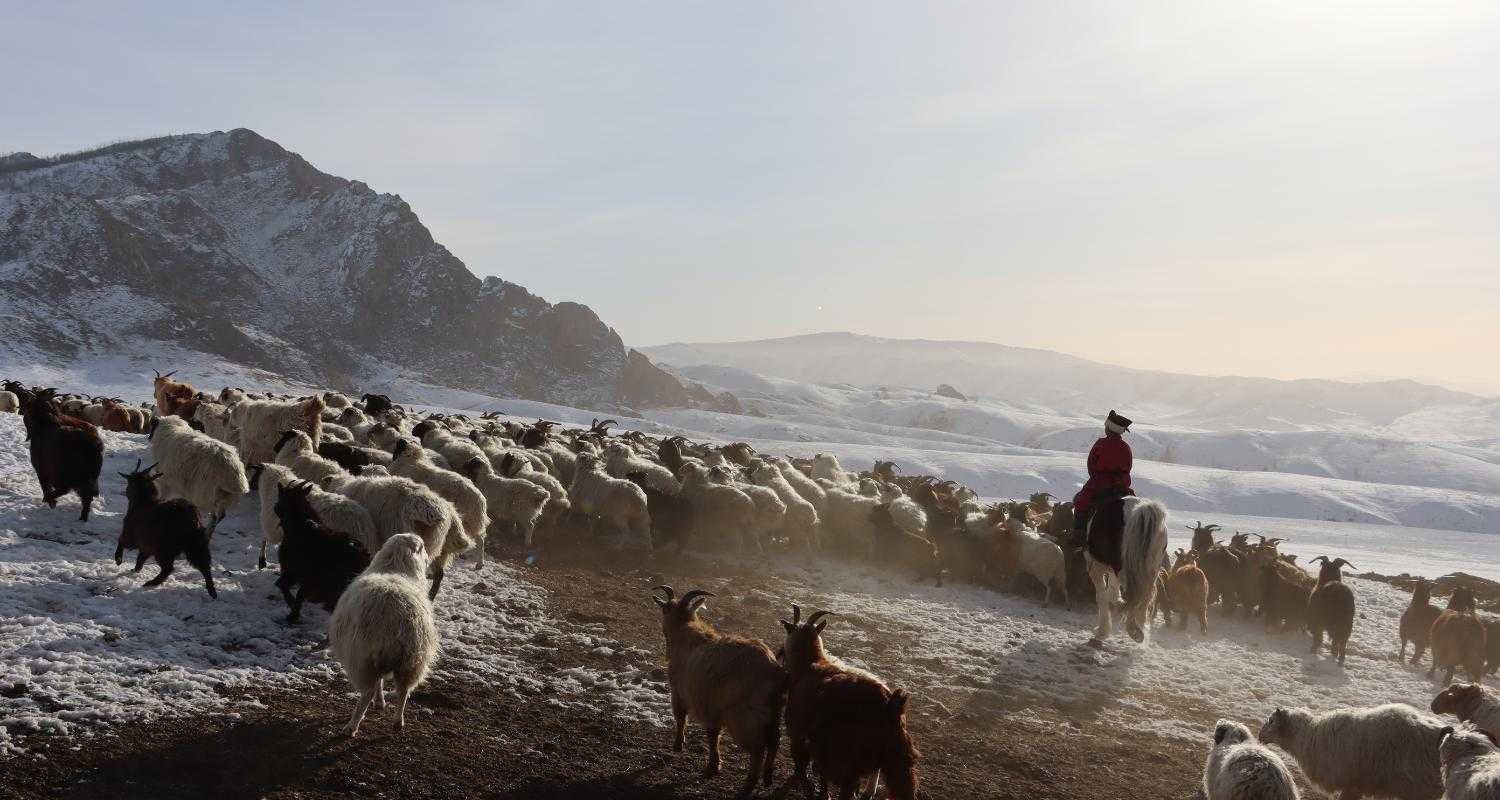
149 415 249 533
328 534 439 737
1259 704 1445 800
1440 725 1500 800
232 396 324 465
1203 720 1298 800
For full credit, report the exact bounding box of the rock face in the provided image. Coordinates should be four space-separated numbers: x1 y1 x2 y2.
0 129 682 407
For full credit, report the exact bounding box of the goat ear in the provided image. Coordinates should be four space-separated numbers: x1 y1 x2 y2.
781 620 796 634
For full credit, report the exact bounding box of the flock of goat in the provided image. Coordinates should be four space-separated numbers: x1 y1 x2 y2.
3 374 1500 799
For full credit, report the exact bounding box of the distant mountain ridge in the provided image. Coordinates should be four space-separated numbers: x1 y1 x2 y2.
642 332 1490 433
0 129 685 407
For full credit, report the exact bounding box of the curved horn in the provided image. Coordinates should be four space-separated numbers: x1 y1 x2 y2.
1333 558 1355 570
680 589 715 607
1310 555 1329 565
652 585 675 602
162 370 177 379
806 610 834 627
790 604 801 625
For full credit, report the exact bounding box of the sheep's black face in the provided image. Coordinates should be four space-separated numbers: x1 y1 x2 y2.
273 430 298 455
1212 720 1249 746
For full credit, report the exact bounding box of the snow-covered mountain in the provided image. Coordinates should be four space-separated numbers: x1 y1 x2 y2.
0 130 690 407
642 332 1493 433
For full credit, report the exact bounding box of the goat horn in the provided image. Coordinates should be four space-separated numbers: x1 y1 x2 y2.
1335 559 1355 570
651 585 675 602
680 590 715 607
132 458 142 473
162 370 177 379
1311 555 1328 564
143 463 157 473
806 610 834 626
790 604 801 625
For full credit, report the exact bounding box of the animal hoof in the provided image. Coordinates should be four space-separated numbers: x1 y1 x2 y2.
257 557 267 570
1126 622 1144 643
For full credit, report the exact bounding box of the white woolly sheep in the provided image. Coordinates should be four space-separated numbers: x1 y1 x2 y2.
568 454 652 549
1439 725 1500 800
750 462 819 550
877 483 928 537
678 462 757 551
322 472 459 598
327 533 439 737
1203 720 1299 800
461 457 550 553
820 486 882 556
0 390 19 414
811 453 855 487
737 480 788 551
191 401 237 445
998 518 1068 607
603 441 680 495
272 429 345 484
232 396 324 465
1433 683 1500 734
390 439 487 563
148 416 249 535
1259 704 1446 800
774 457 827 516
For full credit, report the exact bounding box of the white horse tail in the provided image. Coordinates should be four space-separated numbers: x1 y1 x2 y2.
1120 498 1169 631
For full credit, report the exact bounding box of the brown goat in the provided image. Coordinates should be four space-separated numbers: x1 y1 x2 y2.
653 586 785 797
1429 587 1487 684
152 369 196 417
1260 558 1315 632
781 606 918 800
1159 549 1209 633
1400 580 1443 664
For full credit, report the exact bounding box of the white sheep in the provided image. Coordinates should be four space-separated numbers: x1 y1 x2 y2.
678 463 757 551
419 425 489 478
272 429 344 484
750 462 819 550
322 391 352 409
1203 720 1299 800
1000 517 1069 607
461 457 550 553
568 454 652 549
1259 704 1447 800
774 457 827 516
149 416 249 535
737 480 788 551
327 533 439 737
337 407 376 443
322 472 459 598
1440 725 1500 800
0 390 19 414
1432 684 1500 734
390 439 488 563
219 387 247 405
820 486 881 555
231 396 324 465
320 422 354 442
250 463 377 568
602 441 680 495
877 483 928 537
811 453 855 486
191 401 237 445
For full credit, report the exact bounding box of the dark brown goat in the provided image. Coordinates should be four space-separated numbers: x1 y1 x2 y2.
22 388 103 521
781 605 918 800
1306 556 1356 664
1400 580 1443 664
1260 559 1315 632
114 461 216 598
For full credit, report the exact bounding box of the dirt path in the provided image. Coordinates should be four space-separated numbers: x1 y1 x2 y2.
4 543 1211 799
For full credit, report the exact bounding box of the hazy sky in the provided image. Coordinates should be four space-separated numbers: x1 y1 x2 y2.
4 2 1497 392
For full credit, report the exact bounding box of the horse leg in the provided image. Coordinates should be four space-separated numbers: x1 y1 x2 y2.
1088 563 1113 644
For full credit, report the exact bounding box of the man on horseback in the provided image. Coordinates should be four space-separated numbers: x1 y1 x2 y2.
1068 410 1134 549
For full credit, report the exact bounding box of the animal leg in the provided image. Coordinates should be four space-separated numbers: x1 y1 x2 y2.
738 747 764 798
394 683 413 731
287 586 307 624
703 726 723 777
115 540 126 566
258 541 267 570
1310 628 1323 655
1198 604 1207 634
375 678 386 709
134 551 149 573
428 564 446 600
142 559 174 588
78 494 93 522
342 688 378 737
1088 565 1113 644
671 694 688 752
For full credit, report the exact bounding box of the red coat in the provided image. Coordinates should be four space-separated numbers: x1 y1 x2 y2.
1073 432 1132 515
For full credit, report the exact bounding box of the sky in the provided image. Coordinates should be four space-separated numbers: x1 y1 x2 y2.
3 1 1498 393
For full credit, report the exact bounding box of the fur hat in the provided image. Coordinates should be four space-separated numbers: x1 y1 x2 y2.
1105 410 1133 434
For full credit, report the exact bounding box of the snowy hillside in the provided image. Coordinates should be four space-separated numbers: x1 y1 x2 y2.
0 130 691 408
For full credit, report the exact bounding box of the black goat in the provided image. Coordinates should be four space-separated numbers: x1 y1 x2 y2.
23 387 103 521
115 461 216 598
272 480 370 623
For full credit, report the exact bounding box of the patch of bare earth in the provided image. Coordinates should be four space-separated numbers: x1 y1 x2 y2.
4 542 1220 799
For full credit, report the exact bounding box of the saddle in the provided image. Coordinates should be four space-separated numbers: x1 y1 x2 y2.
1085 494 1130 572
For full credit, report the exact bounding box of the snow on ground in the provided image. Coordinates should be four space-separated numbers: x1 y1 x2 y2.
0 415 656 754
747 558 1479 746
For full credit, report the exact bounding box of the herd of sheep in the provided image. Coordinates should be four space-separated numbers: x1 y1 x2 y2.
3 374 1500 798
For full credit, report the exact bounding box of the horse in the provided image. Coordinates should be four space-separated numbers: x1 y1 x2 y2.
1083 495 1169 646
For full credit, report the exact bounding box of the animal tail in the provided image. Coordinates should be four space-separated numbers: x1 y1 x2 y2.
1120 499 1168 630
